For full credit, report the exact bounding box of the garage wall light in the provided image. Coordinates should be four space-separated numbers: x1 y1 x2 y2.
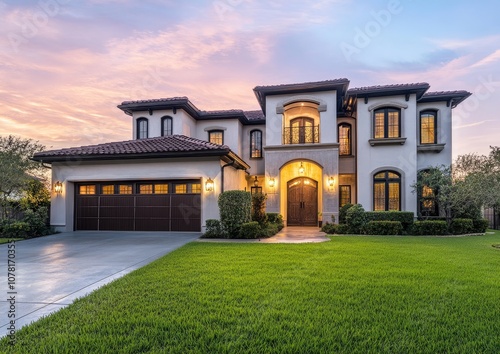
328 176 335 189
54 181 63 194
205 178 214 192
268 178 275 188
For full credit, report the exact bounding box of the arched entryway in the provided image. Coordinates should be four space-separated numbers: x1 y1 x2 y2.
287 177 318 226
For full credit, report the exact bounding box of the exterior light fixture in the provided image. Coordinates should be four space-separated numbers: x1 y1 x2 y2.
299 162 305 175
268 178 275 188
205 178 214 192
328 176 335 188
253 176 259 187
54 181 63 194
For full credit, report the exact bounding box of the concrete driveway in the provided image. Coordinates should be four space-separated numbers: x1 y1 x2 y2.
0 231 200 336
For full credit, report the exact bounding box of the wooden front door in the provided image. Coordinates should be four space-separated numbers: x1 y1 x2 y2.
287 177 318 226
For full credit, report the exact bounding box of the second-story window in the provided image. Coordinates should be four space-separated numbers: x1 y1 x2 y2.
208 130 224 145
137 118 148 139
420 111 437 144
286 117 318 144
162 116 173 136
374 108 400 139
338 123 352 155
250 130 262 158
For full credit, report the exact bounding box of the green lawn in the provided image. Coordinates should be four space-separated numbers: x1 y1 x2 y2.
2 232 500 353
0 238 21 244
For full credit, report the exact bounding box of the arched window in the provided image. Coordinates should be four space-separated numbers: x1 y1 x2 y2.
374 108 401 139
420 110 437 144
136 118 148 139
338 123 352 155
250 130 262 158
373 171 401 211
161 116 173 136
288 117 317 144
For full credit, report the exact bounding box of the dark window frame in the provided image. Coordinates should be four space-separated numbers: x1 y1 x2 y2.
420 110 437 145
338 123 352 156
208 130 224 145
136 117 149 139
373 107 401 139
161 116 173 137
339 185 351 207
373 170 401 211
250 129 263 159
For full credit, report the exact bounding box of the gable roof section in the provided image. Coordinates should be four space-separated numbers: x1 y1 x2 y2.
419 90 472 108
253 79 351 111
32 135 249 169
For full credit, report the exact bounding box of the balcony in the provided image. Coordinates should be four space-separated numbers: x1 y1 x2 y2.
283 125 319 145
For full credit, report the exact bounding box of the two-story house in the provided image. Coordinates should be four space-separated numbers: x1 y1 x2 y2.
33 79 470 233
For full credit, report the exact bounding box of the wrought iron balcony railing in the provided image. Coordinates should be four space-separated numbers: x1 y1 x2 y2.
283 125 319 144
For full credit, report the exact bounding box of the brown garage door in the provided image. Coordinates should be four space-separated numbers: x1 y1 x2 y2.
75 181 201 232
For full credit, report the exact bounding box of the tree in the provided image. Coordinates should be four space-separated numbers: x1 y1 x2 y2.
0 135 46 219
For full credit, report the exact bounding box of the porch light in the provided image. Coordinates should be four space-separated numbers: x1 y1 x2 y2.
253 176 259 187
299 162 305 175
328 176 335 188
205 178 214 192
268 178 275 188
54 181 63 194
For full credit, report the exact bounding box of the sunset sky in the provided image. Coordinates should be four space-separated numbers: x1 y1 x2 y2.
1 0 499 158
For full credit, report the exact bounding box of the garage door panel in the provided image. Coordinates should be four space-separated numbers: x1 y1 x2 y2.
136 196 170 207
171 194 201 207
76 218 98 230
77 197 99 207
135 219 170 231
99 206 135 218
171 218 201 232
77 206 99 218
135 207 170 218
99 218 135 231
100 196 135 207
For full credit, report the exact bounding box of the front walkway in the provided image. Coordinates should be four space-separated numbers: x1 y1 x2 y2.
199 226 329 243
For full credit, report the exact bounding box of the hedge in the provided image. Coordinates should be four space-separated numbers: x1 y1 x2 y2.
345 204 366 234
472 218 489 233
365 211 414 232
202 219 222 238
364 221 403 235
239 222 261 239
321 222 337 234
411 220 448 236
450 218 473 235
338 203 353 224
218 190 251 237
267 213 284 231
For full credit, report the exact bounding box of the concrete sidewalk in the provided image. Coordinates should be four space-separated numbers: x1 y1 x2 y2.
198 226 329 243
0 231 200 336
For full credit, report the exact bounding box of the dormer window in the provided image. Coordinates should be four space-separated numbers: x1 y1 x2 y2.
162 116 173 136
136 118 148 139
208 130 224 145
374 108 400 139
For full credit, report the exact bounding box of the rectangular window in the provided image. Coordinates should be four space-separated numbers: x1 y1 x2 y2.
175 184 187 194
388 182 400 211
339 185 351 207
190 183 201 194
102 185 114 195
139 184 153 194
388 111 399 138
250 130 262 158
374 108 401 139
374 111 385 139
154 184 168 194
119 185 133 194
420 112 437 144
208 131 223 145
79 185 96 195
374 183 385 211
339 125 351 155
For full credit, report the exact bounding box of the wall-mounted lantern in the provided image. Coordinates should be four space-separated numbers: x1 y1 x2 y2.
253 176 259 187
328 176 335 189
268 178 276 188
54 181 63 194
299 162 305 175
205 178 214 192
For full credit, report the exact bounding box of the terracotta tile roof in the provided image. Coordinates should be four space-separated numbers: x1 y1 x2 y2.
422 90 471 97
254 78 349 91
244 110 265 121
33 135 229 161
119 97 189 105
349 82 430 93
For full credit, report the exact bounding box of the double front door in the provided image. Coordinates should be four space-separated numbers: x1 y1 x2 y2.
287 177 318 226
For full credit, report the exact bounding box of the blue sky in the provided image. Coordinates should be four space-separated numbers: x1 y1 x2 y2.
1 0 499 158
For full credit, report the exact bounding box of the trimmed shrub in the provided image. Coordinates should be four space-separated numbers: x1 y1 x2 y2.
321 222 337 234
472 218 489 233
336 224 350 234
450 218 473 235
364 221 403 235
345 204 367 234
339 203 353 224
2 221 30 238
202 219 222 238
411 220 448 236
239 222 261 239
267 213 284 231
251 192 268 227
23 207 51 237
261 224 279 237
218 190 251 237
365 211 414 232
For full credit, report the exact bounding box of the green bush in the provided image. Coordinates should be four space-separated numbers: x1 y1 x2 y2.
411 220 448 236
339 203 353 224
202 219 222 238
251 192 268 227
261 224 279 237
364 221 403 235
450 218 473 235
345 204 367 234
336 224 350 234
2 221 30 238
239 222 261 239
267 213 284 231
321 222 337 234
472 218 489 233
365 211 414 232
23 207 51 237
218 191 251 237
